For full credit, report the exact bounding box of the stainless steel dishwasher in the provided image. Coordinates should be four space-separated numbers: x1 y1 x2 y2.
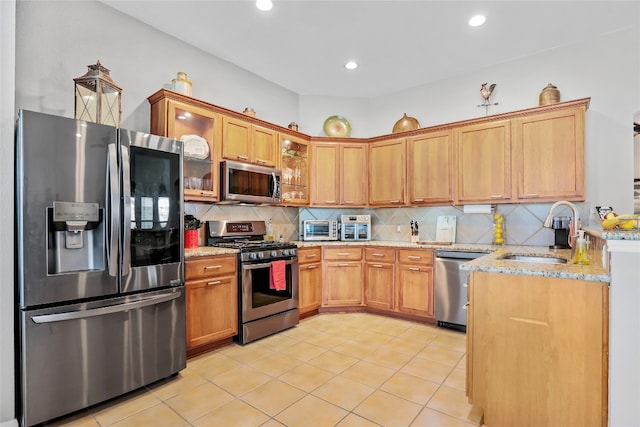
435 250 489 331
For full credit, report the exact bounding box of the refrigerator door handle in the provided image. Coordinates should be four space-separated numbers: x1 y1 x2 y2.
107 143 120 277
121 144 131 277
30 291 182 324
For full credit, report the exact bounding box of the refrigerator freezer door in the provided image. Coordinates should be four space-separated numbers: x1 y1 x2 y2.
16 110 118 307
19 287 186 427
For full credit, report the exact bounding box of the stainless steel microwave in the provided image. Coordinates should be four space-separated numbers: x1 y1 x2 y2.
302 220 339 241
220 160 281 204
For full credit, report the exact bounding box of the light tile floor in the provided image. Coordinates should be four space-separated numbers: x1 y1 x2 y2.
48 313 483 427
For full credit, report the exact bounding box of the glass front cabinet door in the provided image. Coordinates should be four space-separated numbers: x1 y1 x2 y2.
280 134 309 206
148 91 220 202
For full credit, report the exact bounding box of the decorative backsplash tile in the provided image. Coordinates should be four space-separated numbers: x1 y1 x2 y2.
187 202 588 248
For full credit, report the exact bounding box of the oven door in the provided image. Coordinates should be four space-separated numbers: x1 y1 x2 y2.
241 257 299 322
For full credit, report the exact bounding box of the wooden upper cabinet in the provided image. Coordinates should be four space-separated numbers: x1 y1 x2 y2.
455 120 511 204
148 92 220 202
512 106 585 202
280 135 310 206
407 130 454 205
369 138 406 206
310 141 367 207
310 142 340 206
341 143 368 206
221 116 278 167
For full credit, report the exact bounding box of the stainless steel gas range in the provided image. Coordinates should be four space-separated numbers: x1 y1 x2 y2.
206 220 299 344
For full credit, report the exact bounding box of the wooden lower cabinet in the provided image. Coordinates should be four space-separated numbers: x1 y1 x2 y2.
467 271 608 427
185 255 238 356
396 249 435 319
364 247 396 310
322 247 364 307
298 247 322 315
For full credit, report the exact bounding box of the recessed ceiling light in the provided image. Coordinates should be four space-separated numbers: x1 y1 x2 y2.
468 14 486 27
345 61 358 70
256 0 273 11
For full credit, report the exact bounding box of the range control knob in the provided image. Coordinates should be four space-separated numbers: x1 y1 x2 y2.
270 250 277 258
282 249 290 256
249 253 257 260
257 252 265 259
289 248 296 256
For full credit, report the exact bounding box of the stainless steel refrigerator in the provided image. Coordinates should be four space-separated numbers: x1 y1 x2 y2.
15 110 186 426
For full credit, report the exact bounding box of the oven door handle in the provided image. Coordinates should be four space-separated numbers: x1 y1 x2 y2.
242 258 298 270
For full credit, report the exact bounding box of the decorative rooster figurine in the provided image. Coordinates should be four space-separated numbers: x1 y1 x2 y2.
478 82 498 115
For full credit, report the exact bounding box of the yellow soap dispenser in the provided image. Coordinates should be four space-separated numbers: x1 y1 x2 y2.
572 230 590 265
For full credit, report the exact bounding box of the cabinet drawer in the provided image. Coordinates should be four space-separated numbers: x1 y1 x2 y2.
365 247 396 262
397 249 433 265
186 255 237 280
323 247 363 261
298 247 322 265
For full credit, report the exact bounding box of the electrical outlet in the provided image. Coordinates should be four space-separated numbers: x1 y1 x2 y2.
396 225 402 233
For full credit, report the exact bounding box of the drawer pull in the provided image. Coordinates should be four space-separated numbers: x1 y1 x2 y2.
407 255 422 260
207 280 221 286
305 265 317 270
372 264 384 268
255 158 268 164
337 252 351 256
372 253 385 257
237 155 249 161
391 200 401 203
409 267 421 271
338 263 350 267
520 193 539 198
414 198 424 202
490 194 504 199
324 200 336 204
305 254 317 258
204 265 223 270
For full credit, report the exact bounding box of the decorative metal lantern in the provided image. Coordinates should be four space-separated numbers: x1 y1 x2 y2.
74 60 122 127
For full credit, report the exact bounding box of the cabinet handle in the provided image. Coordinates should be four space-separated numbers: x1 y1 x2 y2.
237 155 249 161
408 255 422 260
324 200 336 203
408 267 421 271
305 254 317 258
520 193 539 198
305 265 317 270
338 263 350 267
372 264 384 268
206 280 221 286
372 253 385 257
490 194 504 199
337 252 350 256
256 158 268 164
414 198 424 202
204 265 223 270
390 200 401 203
344 201 355 204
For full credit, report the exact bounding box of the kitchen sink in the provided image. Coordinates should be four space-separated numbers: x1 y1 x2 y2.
498 253 568 264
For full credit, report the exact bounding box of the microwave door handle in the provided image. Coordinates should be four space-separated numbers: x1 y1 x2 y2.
106 143 119 277
121 144 131 277
272 172 277 200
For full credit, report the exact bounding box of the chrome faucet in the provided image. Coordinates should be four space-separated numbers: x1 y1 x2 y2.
543 200 581 235
544 201 582 252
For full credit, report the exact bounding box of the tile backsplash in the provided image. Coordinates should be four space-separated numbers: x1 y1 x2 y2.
186 202 590 247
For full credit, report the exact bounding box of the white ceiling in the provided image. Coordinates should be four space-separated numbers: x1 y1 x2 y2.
102 1 637 98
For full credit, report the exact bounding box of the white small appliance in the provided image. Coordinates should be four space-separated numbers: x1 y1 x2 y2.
435 215 457 243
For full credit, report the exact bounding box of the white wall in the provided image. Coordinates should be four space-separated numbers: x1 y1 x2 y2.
0 0 16 424
15 0 300 132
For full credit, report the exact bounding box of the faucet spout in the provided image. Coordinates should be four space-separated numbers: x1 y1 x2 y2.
543 201 580 230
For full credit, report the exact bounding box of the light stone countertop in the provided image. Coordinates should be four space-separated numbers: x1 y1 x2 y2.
584 227 640 241
185 240 610 282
